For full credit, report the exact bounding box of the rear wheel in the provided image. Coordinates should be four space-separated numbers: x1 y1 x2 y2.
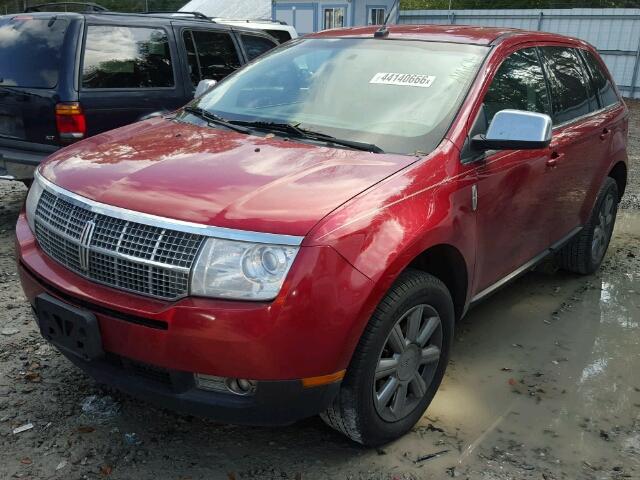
320 269 454 446
559 177 619 275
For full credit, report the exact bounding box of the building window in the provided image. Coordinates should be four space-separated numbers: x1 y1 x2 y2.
324 7 345 29
369 8 386 25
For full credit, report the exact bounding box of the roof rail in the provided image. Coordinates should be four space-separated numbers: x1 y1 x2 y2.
24 2 108 12
215 17 288 26
140 11 210 20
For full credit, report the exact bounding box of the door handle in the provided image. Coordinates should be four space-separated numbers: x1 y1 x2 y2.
599 127 610 140
547 151 563 168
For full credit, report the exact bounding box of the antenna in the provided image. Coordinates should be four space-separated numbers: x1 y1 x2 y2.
374 0 399 38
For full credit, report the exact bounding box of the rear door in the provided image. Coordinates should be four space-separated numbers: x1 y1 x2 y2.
0 15 79 148
578 49 626 219
538 46 604 240
78 20 187 136
174 24 243 97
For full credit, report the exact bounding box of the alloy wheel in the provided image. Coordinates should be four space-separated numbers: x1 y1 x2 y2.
373 304 443 422
591 191 616 264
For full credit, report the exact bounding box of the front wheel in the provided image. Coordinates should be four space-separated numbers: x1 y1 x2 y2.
320 269 454 446
559 177 619 275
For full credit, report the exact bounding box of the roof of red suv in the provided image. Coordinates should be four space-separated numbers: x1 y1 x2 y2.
307 24 572 46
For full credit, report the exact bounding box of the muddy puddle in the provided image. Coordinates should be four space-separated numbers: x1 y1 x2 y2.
386 210 640 479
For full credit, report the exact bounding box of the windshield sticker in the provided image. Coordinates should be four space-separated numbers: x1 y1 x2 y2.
370 73 435 88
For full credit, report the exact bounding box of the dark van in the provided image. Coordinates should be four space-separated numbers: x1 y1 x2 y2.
0 11 278 182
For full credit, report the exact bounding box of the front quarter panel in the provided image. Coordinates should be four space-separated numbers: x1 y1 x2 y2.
306 140 476 329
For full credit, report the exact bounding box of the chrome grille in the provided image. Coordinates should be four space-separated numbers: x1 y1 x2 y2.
34 189 204 300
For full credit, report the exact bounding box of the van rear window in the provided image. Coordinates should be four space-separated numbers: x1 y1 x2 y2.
82 25 174 89
0 17 69 88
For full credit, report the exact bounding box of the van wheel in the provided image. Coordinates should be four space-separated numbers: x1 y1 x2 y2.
320 269 454 446
559 177 619 275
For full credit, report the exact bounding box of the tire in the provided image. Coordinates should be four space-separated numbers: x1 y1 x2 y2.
559 177 619 275
320 269 454 446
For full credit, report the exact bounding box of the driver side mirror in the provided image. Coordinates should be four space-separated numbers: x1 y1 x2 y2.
194 79 217 98
472 109 552 151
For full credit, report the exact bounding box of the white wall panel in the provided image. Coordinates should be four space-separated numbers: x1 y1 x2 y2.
399 8 640 97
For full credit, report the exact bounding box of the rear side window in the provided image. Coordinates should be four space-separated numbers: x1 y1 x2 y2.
82 25 174 89
582 50 619 108
182 30 241 85
240 34 277 61
0 17 69 88
539 47 597 124
264 29 291 43
483 48 551 124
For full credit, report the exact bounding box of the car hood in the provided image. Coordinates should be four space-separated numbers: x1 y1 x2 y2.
40 118 417 237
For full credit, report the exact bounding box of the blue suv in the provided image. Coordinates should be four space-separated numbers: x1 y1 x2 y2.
0 9 278 183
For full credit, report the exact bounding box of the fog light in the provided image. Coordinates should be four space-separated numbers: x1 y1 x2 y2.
226 378 257 396
194 374 256 396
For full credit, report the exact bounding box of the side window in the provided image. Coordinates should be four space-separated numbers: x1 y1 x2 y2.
240 34 277 61
539 47 597 124
183 30 241 85
82 25 173 89
483 48 551 125
264 29 291 43
581 50 619 108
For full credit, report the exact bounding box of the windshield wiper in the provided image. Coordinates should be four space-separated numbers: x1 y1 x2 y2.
183 106 251 134
231 121 384 153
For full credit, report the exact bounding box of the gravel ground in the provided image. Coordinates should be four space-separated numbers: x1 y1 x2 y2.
0 100 639 480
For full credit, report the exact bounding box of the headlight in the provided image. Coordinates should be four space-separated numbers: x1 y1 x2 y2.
25 174 44 234
190 238 299 301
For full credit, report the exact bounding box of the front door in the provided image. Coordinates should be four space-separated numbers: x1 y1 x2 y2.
472 47 555 295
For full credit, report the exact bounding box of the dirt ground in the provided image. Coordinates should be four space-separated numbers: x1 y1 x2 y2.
1 102 639 480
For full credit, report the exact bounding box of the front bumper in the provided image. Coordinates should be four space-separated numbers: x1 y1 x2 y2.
16 212 375 423
55 341 340 426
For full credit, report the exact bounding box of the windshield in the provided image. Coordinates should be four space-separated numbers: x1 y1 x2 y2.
191 38 488 155
0 16 69 88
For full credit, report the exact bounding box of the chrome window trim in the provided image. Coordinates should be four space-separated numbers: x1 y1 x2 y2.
551 100 622 130
34 171 304 247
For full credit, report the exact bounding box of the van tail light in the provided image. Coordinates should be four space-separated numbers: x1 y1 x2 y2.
55 102 86 143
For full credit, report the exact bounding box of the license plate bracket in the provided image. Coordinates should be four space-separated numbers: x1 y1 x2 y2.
35 294 104 361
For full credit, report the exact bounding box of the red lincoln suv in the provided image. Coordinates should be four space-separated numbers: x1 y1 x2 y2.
15 25 628 446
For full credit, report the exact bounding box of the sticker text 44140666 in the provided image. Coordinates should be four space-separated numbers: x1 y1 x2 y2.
369 73 436 88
